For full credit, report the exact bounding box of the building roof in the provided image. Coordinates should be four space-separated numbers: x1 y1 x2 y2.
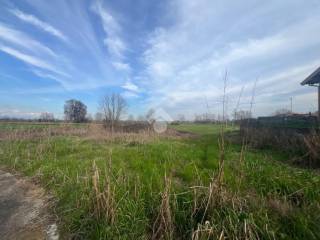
301 66 320 85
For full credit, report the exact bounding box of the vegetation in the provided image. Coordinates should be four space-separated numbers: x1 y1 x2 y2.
64 99 87 123
99 93 127 131
0 122 319 239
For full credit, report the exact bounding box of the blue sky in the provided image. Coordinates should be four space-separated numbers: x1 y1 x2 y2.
0 0 320 119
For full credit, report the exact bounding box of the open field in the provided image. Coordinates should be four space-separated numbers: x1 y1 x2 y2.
0 122 319 239
0 122 87 130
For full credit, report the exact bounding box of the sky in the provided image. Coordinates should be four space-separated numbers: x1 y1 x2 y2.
0 0 320 120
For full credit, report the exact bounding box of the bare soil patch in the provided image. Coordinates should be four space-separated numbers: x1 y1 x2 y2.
0 169 58 240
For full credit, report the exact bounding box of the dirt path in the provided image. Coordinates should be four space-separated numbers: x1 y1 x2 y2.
0 169 59 240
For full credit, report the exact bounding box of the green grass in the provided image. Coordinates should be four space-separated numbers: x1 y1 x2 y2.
0 123 319 239
170 123 237 135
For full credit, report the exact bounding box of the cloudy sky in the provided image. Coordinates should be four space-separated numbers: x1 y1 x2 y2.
0 0 319 119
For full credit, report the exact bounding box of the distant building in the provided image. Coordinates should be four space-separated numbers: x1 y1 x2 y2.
301 67 320 121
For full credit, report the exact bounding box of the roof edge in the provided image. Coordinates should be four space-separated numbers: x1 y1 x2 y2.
301 66 320 85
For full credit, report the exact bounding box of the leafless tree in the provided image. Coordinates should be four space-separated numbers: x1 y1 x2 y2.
127 114 135 121
233 110 252 121
100 93 127 132
273 108 291 117
95 112 104 122
137 115 145 121
39 112 54 122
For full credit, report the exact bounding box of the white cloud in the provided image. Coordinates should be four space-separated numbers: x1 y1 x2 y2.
112 61 131 71
91 1 127 59
8 0 129 91
0 44 70 79
1 0 320 118
0 45 54 71
104 37 126 59
10 8 68 42
141 0 320 116
0 109 42 119
0 23 57 57
122 81 139 92
31 69 66 85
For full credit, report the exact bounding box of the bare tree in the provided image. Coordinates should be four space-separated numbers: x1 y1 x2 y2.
233 110 252 121
39 112 54 122
127 114 135 121
137 115 145 121
273 108 291 117
64 99 87 123
95 112 104 122
100 93 127 132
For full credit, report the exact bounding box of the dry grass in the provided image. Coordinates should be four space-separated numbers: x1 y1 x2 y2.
239 127 320 168
0 123 187 146
1 122 320 239
303 132 320 167
152 175 173 240
90 160 116 224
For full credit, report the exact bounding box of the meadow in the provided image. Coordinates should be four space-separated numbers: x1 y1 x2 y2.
0 122 319 239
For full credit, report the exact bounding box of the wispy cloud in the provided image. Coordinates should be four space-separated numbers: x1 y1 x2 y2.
0 44 57 72
141 0 320 117
0 3 124 91
91 1 128 61
112 61 131 72
9 8 68 42
0 23 57 57
122 81 139 92
1 0 320 118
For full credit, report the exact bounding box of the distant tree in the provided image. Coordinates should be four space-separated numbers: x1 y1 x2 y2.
100 93 127 132
273 108 291 117
233 110 252 121
137 115 145 121
194 113 216 123
86 113 93 122
177 114 185 122
64 99 87 123
39 112 54 122
127 114 135 121
95 112 104 122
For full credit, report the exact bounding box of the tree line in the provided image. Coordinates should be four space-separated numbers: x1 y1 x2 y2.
63 93 127 131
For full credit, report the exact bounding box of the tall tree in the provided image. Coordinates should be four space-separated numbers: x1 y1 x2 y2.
64 99 87 123
100 93 127 132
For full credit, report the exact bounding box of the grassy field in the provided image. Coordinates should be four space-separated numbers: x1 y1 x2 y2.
0 121 86 130
0 122 319 239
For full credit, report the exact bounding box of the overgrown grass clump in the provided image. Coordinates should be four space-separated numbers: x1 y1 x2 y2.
0 123 319 239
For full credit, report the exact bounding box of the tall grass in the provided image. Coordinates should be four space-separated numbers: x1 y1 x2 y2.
0 123 320 239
